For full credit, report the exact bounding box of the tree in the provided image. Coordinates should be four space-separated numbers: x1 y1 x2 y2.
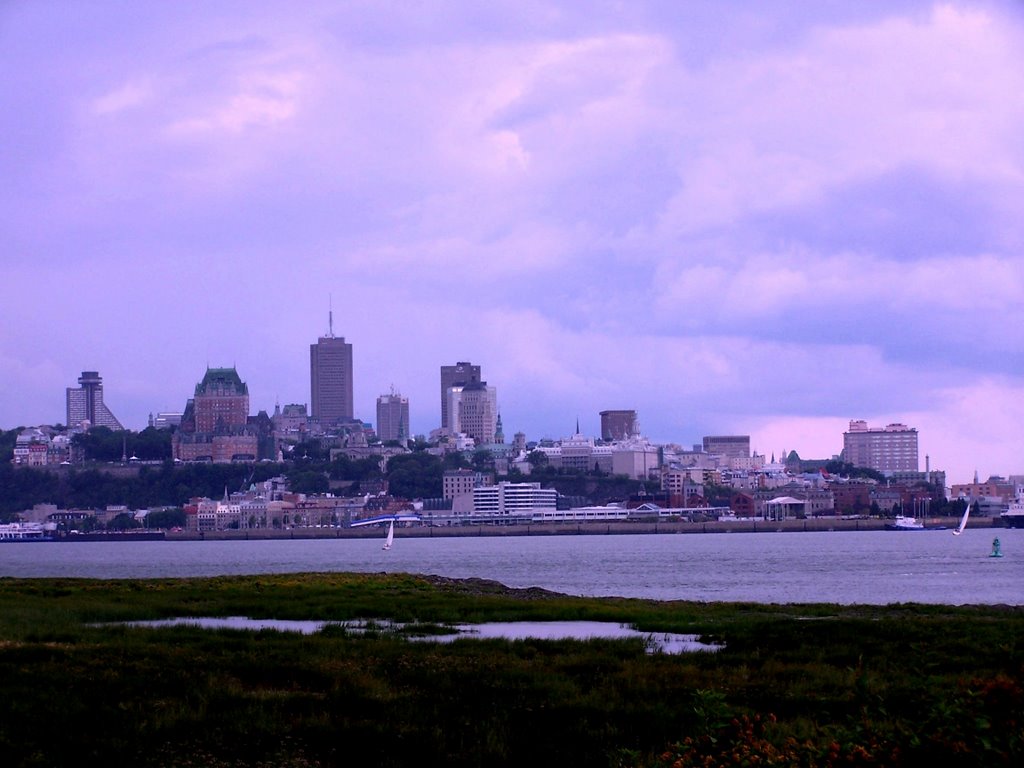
526 450 549 470
386 452 443 499
108 512 140 530
472 449 495 473
443 452 470 470
287 470 330 495
146 508 186 529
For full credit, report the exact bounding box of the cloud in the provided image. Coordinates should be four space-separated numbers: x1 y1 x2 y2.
93 79 153 115
2 1 1023 486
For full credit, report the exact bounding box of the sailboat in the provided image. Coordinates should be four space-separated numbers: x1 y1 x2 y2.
952 502 971 536
349 513 422 549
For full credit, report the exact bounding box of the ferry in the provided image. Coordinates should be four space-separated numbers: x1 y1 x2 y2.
0 522 55 542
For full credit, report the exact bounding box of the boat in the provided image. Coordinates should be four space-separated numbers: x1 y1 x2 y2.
887 514 924 530
952 503 971 536
348 513 422 549
1000 488 1024 529
0 522 54 542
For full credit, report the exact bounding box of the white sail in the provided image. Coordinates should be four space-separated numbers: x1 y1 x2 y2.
382 519 394 550
952 503 971 536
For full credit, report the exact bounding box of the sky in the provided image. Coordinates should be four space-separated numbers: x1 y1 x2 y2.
3 1 1023 485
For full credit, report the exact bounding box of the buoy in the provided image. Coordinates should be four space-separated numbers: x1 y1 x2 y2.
990 537 1003 558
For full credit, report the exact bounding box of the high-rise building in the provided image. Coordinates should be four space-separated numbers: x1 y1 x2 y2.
600 410 638 441
842 420 918 473
702 435 751 459
440 361 481 429
447 381 497 445
376 391 410 442
66 371 123 430
310 314 353 423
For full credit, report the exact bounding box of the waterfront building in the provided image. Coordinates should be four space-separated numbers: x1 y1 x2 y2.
842 420 918 473
470 482 557 524
66 370 123 430
660 468 705 506
440 361 481 429
172 367 258 462
600 410 638 441
376 391 410 442
950 475 1015 503
310 318 354 423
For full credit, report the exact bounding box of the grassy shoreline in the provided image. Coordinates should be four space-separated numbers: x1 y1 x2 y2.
1 572 1021 766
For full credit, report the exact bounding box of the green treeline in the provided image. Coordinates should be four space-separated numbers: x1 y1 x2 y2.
0 462 285 515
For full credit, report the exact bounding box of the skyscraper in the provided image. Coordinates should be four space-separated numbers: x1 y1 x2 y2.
376 391 410 442
448 381 498 445
66 370 123 430
440 361 481 429
600 410 638 441
310 312 353 423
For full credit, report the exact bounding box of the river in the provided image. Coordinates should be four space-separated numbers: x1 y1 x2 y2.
2 527 1020 605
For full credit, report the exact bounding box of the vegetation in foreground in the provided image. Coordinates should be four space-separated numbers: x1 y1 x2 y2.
0 573 1021 767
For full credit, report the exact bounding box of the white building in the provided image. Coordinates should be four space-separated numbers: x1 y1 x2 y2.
612 441 661 480
471 482 557 524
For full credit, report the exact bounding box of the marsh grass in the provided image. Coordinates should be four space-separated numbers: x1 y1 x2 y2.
0 573 1021 766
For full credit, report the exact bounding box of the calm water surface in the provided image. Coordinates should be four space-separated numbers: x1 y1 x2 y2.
3 528 1020 605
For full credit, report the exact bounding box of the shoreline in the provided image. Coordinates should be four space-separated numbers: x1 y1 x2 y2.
156 515 1000 541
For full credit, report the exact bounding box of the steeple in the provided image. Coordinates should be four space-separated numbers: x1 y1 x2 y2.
495 412 504 444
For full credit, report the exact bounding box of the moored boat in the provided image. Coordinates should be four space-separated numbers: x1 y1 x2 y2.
1001 490 1024 529
886 514 924 530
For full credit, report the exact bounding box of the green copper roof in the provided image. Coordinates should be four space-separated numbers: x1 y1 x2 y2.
195 367 248 395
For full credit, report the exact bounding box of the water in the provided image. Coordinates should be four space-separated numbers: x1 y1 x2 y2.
111 617 721 653
2 528 1020 605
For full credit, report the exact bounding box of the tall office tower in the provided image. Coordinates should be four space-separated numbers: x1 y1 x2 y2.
702 435 751 459
376 391 410 442
842 420 919 473
440 361 481 429
66 371 123 430
599 410 638 441
310 312 354 423
448 381 497 445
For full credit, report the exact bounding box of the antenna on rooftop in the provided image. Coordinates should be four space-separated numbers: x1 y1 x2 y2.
328 294 334 338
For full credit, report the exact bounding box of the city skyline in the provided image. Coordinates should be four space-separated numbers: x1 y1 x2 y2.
3 2 1023 486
